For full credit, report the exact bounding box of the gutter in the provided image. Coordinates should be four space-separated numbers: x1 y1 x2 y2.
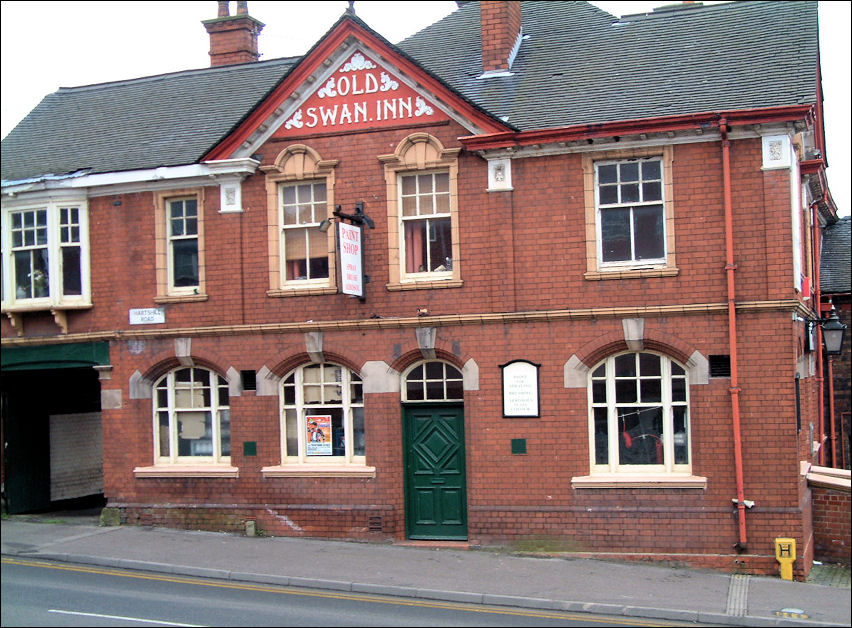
458 105 814 152
1 158 259 199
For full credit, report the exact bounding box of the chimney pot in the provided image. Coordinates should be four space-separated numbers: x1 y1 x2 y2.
203 1 265 67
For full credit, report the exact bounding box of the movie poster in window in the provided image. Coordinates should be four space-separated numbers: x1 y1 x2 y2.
306 415 332 455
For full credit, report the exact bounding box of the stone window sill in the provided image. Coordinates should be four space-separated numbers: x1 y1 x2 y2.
262 464 376 478
267 287 339 297
584 268 679 281
134 465 239 478
571 474 706 489
386 280 463 291
154 293 209 304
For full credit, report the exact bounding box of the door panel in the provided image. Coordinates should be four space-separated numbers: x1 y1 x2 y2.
403 404 467 539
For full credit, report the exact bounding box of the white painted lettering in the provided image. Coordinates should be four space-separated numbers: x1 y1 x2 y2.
337 76 350 96
383 99 397 120
320 105 338 126
365 72 379 94
354 102 367 123
398 97 412 119
351 75 364 95
340 104 353 125
306 107 318 128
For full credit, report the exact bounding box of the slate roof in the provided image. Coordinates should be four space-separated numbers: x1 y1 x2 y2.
400 1 818 130
821 217 851 294
1 1 819 183
1 58 296 182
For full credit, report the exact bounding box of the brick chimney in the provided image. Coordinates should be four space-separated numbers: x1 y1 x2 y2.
480 1 522 74
202 1 265 67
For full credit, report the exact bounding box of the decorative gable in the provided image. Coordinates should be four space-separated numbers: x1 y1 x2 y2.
277 50 445 137
204 15 510 162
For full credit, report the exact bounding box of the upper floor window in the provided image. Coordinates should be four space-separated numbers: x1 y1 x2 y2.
400 172 452 277
380 133 462 290
588 352 690 474
280 363 365 465
154 189 206 302
280 181 329 283
1 201 90 309
582 147 677 280
168 197 199 290
262 145 338 296
596 158 664 265
153 367 231 465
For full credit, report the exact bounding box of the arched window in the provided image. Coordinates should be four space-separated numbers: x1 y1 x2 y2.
280 363 364 465
588 352 690 474
403 361 464 402
153 367 230 464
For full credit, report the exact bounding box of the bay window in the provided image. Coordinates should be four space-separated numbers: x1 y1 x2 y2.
2 200 90 308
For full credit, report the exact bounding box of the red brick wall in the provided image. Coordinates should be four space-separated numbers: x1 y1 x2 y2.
480 1 522 71
812 486 851 564
3 119 823 576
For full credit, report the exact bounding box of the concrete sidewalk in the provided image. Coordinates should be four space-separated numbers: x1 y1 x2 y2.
2 516 849 627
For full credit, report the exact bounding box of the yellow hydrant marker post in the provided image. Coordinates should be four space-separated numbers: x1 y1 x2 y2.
774 538 796 580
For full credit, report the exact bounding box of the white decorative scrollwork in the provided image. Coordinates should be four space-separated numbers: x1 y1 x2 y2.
317 77 337 99
379 71 399 92
340 52 376 72
414 97 434 117
284 109 304 129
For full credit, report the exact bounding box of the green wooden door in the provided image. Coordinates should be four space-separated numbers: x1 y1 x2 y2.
403 404 467 540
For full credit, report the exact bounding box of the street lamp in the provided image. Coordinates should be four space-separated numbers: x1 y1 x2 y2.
820 306 846 355
820 305 847 468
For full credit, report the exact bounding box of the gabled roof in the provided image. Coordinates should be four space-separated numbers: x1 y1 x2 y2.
398 1 819 130
1 58 296 182
1 1 820 183
821 217 851 294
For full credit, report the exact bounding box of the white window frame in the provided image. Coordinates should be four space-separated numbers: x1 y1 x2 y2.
279 180 331 287
278 363 366 468
152 367 231 466
587 351 691 476
166 196 200 294
398 170 454 281
595 157 666 268
1 197 91 311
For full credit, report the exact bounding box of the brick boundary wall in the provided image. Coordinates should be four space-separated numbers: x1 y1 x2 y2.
811 487 851 565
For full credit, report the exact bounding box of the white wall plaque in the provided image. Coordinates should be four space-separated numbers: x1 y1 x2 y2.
501 359 541 417
129 307 165 325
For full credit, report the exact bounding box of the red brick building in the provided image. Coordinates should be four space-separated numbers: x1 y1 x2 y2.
1 1 845 576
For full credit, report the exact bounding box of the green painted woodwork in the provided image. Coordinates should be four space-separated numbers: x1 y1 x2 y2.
403 404 467 540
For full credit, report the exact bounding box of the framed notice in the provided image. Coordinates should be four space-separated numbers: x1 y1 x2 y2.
500 360 540 418
306 415 333 455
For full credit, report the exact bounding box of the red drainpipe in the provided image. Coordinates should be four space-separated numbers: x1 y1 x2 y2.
811 199 825 465
720 119 748 550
